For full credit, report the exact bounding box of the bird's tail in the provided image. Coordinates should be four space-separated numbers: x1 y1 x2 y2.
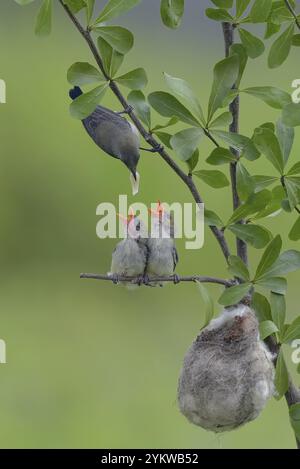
69 86 83 100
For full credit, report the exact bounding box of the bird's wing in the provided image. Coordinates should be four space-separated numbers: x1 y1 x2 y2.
172 246 179 271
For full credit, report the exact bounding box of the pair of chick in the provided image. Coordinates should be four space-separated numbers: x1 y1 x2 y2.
110 204 178 287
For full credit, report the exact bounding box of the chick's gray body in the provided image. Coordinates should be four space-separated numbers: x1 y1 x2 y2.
83 105 140 177
110 238 148 278
178 305 274 433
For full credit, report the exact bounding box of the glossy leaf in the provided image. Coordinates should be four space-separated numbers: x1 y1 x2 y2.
276 118 294 164
253 127 284 174
148 92 200 126
170 128 203 161
206 147 236 165
69 84 108 119
254 235 282 280
289 217 300 241
238 28 265 59
206 8 233 21
228 224 271 249
160 0 185 29
256 277 287 295
259 320 279 340
128 91 151 128
193 170 230 188
94 26 134 54
228 255 250 281
252 292 272 322
250 0 272 23
282 103 300 127
97 37 124 77
94 0 141 24
268 23 294 69
115 68 148 90
219 282 251 306
243 86 291 110
270 292 286 332
35 0 52 36
67 62 104 86
195 281 214 328
282 317 300 343
274 349 289 399
212 130 260 161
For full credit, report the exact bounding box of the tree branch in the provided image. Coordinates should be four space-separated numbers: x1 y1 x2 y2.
80 273 233 286
222 22 248 266
284 0 300 30
59 0 231 262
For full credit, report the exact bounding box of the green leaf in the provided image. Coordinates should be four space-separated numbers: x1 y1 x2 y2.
115 68 148 90
238 28 265 59
255 235 282 280
151 116 179 132
148 92 200 126
259 320 279 340
212 130 260 161
253 175 278 191
206 8 233 21
236 0 251 18
236 161 254 201
243 86 291 109
209 112 233 129
228 255 250 281
128 91 151 128
204 209 223 227
35 0 52 36
155 131 172 149
276 118 294 164
229 43 248 86
164 73 205 125
282 103 300 127
94 0 141 24
262 249 300 278
186 149 199 173
69 84 108 119
274 349 289 399
67 62 104 86
256 277 287 295
287 162 300 176
195 281 214 328
14 0 36 4
252 292 272 322
211 0 233 7
160 0 185 29
250 0 272 23
97 37 124 77
289 217 300 241
268 23 294 69
253 127 284 174
270 292 286 332
265 22 281 39
219 282 251 306
193 170 230 188
285 178 300 210
84 0 95 23
63 0 85 13
227 190 272 225
228 224 271 249
206 147 236 165
94 26 134 54
208 55 239 122
289 404 300 441
282 317 300 343
292 34 300 46
170 128 203 161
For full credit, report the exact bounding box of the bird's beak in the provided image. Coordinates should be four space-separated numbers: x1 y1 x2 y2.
130 171 140 196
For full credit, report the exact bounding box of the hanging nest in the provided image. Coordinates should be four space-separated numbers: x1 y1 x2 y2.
178 304 275 432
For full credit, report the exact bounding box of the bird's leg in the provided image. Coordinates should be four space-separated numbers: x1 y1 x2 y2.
117 105 133 115
143 273 150 285
173 274 180 284
140 143 164 153
111 273 120 285
136 274 145 286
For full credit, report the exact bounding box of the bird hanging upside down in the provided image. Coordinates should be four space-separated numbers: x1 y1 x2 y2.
69 86 141 195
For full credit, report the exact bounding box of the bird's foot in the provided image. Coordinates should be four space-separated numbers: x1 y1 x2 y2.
173 274 180 284
143 273 150 285
118 105 133 115
140 143 164 153
136 274 145 286
111 274 120 285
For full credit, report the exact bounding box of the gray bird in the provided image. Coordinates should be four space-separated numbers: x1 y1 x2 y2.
146 202 179 285
109 214 148 288
69 86 140 194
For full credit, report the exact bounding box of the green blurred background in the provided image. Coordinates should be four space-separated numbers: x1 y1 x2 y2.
0 0 299 449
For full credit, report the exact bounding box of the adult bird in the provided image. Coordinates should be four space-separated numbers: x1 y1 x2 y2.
69 86 141 195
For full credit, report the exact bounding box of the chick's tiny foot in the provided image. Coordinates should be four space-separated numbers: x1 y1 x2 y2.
136 274 144 286
118 105 133 115
173 274 180 284
140 143 164 153
111 274 120 285
143 274 150 285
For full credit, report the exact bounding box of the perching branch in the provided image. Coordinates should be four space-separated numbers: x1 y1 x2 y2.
284 0 300 30
222 22 248 266
80 273 233 287
58 0 231 262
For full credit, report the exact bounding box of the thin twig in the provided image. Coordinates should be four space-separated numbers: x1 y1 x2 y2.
222 22 248 266
59 0 231 262
80 273 233 286
284 0 300 30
